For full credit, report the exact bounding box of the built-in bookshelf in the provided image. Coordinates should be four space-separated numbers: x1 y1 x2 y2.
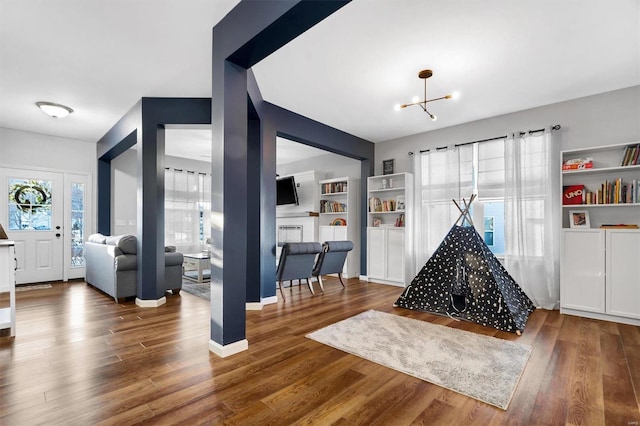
561 141 640 229
318 177 359 278
366 172 413 286
560 142 640 326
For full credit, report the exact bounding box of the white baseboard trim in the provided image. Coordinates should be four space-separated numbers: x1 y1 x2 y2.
209 338 249 358
135 296 167 307
359 275 368 281
246 302 263 311
261 296 278 305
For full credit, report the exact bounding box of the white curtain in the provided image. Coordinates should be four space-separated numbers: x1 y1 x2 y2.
415 145 473 267
164 168 211 253
504 130 560 309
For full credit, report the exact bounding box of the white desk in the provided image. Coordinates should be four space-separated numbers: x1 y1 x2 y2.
183 253 211 283
0 241 16 337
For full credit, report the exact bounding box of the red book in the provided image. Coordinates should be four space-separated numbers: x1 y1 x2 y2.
563 185 585 205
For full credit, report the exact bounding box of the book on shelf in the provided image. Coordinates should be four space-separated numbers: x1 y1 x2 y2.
369 197 382 212
321 181 347 194
562 157 593 171
620 144 640 166
580 179 639 205
320 199 346 213
599 224 639 229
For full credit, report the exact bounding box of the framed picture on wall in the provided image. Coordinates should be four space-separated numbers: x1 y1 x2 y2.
569 210 590 228
382 159 394 175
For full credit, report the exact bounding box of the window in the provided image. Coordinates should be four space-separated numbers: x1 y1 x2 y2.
70 182 85 267
164 169 211 252
8 179 52 230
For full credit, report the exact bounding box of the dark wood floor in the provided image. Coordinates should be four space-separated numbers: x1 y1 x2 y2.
1 279 639 425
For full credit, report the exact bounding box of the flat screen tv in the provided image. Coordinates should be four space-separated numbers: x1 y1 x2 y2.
276 176 299 206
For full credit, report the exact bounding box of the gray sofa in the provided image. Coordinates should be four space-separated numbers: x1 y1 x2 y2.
84 234 183 302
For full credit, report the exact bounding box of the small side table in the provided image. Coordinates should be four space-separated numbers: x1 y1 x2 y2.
182 253 211 283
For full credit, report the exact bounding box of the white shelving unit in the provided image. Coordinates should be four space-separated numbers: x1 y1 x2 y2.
366 172 413 286
318 177 359 278
0 241 16 337
560 141 640 325
561 142 640 228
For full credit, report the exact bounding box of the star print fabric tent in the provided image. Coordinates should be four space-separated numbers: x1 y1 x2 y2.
394 198 535 334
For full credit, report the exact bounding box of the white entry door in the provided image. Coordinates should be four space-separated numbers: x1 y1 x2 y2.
0 169 64 284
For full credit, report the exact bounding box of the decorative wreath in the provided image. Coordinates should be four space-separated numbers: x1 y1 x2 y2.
11 183 50 212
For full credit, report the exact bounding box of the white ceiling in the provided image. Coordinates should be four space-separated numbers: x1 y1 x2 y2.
1 0 638 150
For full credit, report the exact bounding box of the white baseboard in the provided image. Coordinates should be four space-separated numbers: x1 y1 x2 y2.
359 275 368 281
261 296 278 305
209 338 248 358
135 296 167 307
246 302 263 310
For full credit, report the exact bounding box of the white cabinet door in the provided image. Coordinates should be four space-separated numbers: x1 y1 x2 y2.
561 230 605 313
386 229 405 283
319 226 350 275
367 228 386 279
606 230 640 319
319 226 333 243
333 226 348 241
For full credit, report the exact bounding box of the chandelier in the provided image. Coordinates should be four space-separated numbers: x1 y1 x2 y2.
394 69 459 121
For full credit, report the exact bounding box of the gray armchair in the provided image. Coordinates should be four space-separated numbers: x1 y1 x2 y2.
312 240 354 291
275 242 322 301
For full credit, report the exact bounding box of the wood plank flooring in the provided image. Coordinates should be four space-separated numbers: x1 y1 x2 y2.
1 279 639 425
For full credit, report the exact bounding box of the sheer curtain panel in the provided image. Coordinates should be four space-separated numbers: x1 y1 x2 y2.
164 169 211 254
504 130 560 309
415 146 473 266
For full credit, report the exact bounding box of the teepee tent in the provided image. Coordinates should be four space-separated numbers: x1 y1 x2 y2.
395 196 535 334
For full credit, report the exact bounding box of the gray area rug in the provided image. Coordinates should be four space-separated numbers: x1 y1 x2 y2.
181 280 210 300
306 310 532 409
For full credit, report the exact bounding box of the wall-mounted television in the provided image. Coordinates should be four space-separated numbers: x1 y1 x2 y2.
276 176 299 206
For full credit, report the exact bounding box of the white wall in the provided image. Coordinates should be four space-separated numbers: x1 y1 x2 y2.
375 86 640 175
0 127 95 174
111 149 137 235
277 152 361 181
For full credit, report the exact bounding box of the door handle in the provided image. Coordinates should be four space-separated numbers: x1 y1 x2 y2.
55 233 61 238
56 226 61 230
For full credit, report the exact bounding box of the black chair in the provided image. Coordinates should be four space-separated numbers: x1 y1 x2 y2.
275 242 322 301
312 240 354 292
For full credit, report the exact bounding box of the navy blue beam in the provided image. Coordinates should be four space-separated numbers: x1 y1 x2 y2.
210 58 248 345
247 71 277 300
137 98 212 300
96 98 211 300
211 0 352 350
97 101 142 159
263 101 374 276
228 1 350 68
246 104 262 303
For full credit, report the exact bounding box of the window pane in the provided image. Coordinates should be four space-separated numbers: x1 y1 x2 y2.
7 179 53 230
71 183 85 267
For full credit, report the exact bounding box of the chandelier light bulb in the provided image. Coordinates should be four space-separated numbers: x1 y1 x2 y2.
411 95 420 104
394 104 401 111
451 91 460 100
430 114 437 121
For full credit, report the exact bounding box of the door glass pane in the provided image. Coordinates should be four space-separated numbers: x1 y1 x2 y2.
8 179 53 230
71 183 85 267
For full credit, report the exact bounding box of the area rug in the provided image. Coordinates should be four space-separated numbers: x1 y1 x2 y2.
15 283 52 292
181 279 210 300
306 310 532 410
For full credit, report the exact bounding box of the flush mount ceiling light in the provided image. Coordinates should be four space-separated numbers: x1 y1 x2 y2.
394 69 459 121
36 101 74 118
